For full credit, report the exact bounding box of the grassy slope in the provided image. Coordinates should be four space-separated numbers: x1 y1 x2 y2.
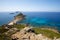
33 27 60 39
0 24 60 40
12 24 25 30
13 24 60 39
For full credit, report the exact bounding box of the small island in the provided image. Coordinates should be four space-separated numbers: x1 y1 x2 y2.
0 12 60 40
10 13 14 14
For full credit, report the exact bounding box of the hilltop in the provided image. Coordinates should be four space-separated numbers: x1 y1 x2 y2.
0 24 60 40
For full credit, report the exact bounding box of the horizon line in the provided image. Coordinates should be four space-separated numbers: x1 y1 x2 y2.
0 11 60 12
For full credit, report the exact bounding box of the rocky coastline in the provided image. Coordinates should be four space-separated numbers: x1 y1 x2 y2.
0 12 60 40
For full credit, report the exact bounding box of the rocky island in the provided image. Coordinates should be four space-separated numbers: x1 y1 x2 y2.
0 12 60 40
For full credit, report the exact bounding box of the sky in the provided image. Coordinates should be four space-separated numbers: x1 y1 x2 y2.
0 0 60 12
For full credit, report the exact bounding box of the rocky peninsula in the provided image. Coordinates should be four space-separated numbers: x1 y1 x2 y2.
8 12 25 25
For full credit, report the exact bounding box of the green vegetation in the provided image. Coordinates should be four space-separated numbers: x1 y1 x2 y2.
15 12 26 18
0 24 25 40
0 26 8 33
0 24 60 40
33 27 60 39
0 26 11 40
12 24 25 30
12 24 60 39
0 34 12 40
16 12 23 16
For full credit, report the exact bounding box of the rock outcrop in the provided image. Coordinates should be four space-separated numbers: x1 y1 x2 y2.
10 27 60 40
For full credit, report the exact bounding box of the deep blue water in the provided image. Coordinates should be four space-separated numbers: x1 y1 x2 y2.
0 12 19 25
0 12 60 30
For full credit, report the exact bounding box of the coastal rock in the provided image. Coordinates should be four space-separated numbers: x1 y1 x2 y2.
5 28 19 35
11 27 60 40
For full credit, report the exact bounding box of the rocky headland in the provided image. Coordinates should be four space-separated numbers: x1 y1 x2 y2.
0 12 60 40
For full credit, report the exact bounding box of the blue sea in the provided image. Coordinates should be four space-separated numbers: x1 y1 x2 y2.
0 12 60 30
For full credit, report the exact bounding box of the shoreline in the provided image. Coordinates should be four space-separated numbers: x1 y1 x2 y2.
8 19 19 25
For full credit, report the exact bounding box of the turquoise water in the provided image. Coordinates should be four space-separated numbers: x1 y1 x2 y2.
0 12 60 30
